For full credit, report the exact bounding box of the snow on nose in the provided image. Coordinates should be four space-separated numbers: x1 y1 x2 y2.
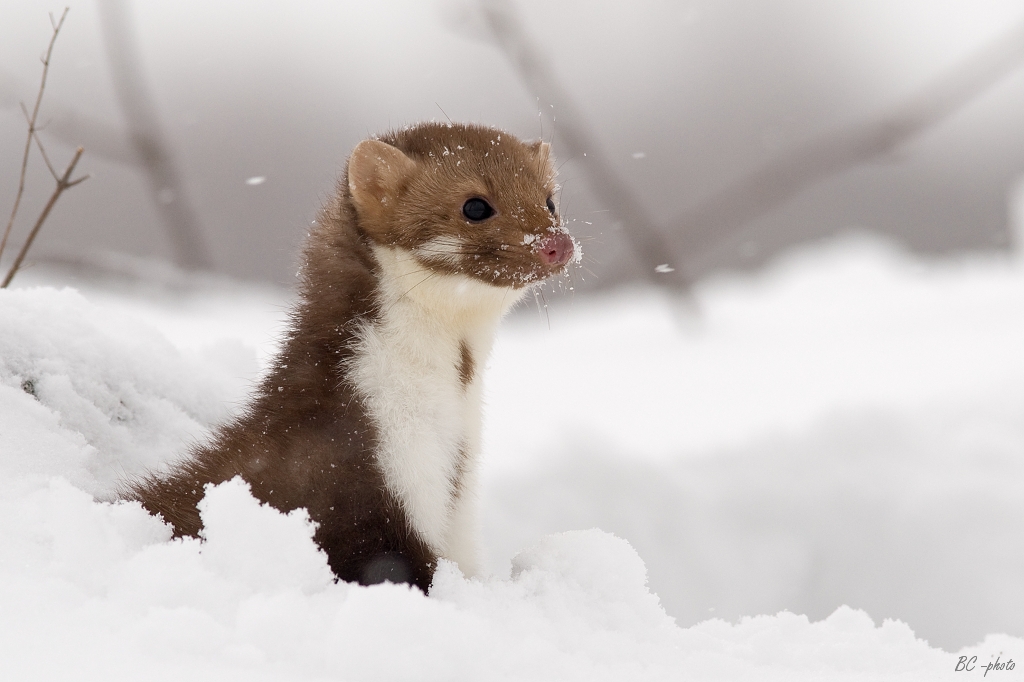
537 232 574 268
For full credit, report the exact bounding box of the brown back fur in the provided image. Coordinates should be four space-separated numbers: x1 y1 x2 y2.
125 123 563 593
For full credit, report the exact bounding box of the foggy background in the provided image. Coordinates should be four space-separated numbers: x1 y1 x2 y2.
3 0 1024 287
3 0 1024 653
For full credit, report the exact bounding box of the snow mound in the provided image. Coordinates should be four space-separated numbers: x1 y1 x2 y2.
0 287 234 496
197 477 335 594
2 250 1023 678
0 473 979 681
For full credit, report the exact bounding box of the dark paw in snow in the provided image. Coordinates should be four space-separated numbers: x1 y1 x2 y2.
361 552 413 586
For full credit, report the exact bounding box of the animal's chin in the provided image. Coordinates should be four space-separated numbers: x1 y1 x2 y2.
520 266 568 288
473 264 566 290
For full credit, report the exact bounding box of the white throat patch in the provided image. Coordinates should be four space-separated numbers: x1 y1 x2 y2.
346 245 525 575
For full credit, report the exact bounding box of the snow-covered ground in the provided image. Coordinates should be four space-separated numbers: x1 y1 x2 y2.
1 234 1022 679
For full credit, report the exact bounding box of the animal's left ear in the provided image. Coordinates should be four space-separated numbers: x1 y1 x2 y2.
348 139 418 230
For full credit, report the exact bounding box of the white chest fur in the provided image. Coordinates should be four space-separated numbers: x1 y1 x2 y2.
347 246 525 576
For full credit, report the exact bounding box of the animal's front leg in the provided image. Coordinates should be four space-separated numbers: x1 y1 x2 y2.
442 463 483 579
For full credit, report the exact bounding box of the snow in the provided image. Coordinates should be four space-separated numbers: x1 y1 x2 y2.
0 287 232 493
2 235 1023 679
483 235 1024 650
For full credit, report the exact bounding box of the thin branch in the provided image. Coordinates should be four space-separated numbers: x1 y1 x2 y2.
478 0 687 289
0 7 68 262
673 15 1024 277
97 0 211 270
32 132 61 181
2 147 88 288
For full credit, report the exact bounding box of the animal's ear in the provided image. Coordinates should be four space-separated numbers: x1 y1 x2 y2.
528 140 554 176
528 140 551 161
348 140 418 225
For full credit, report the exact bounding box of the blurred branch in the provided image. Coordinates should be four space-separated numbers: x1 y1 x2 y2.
477 0 687 289
96 0 211 270
475 2 1024 288
1 8 68 264
673 16 1024 276
2 146 89 288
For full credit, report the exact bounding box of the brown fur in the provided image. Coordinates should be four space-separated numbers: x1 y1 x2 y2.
457 340 475 387
125 123 568 593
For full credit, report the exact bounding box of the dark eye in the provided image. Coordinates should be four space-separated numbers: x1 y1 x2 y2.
462 198 495 222
546 196 556 215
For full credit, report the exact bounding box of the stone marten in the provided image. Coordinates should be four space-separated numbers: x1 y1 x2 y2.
126 123 577 592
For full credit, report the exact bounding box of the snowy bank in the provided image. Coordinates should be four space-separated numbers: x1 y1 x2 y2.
485 236 1024 649
2 237 1024 678
0 473 985 681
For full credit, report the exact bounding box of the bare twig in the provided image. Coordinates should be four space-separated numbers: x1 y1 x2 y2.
478 0 687 289
96 0 211 270
2 147 89 288
32 131 61 180
672 16 1024 277
1 8 90 289
0 7 68 263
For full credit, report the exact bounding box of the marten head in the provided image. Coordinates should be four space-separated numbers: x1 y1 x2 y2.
346 123 577 289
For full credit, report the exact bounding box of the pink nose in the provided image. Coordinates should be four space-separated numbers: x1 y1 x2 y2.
537 232 574 267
